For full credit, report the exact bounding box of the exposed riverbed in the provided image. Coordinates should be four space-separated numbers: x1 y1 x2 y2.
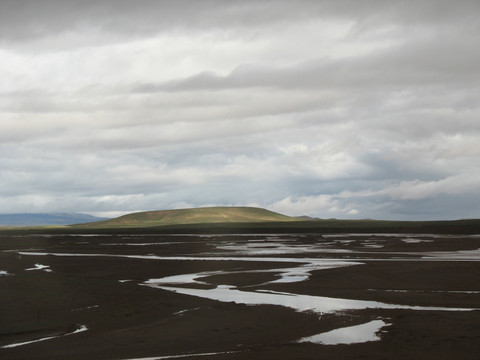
1 233 479 359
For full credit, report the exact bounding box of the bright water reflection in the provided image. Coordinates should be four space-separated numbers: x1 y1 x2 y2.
1 325 87 349
145 278 476 314
298 320 389 345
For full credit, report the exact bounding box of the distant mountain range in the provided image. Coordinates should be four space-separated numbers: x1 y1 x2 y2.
0 212 109 226
294 215 319 221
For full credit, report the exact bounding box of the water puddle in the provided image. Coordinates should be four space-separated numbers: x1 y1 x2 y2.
214 241 353 255
363 244 384 248
173 307 201 316
1 325 87 349
298 319 390 345
33 234 111 238
423 248 480 260
100 242 192 246
369 289 480 294
402 238 433 244
16 251 359 268
119 350 241 359
18 244 480 262
25 263 52 272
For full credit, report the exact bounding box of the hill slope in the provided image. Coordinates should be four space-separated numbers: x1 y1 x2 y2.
0 212 109 227
76 207 297 228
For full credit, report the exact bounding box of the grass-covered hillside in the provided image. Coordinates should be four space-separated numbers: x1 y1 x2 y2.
76 206 297 228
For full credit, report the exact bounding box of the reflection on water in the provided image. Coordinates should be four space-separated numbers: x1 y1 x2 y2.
402 238 433 243
298 320 389 345
422 248 480 260
1 325 87 349
144 277 476 314
120 350 241 360
215 241 352 255
369 289 480 294
25 263 52 272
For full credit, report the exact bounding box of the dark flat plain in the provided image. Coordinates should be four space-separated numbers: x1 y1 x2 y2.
0 230 479 360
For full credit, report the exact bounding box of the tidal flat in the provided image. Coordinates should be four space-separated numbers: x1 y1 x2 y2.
1 232 479 359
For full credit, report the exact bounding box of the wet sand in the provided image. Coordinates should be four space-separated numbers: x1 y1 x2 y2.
1 233 479 359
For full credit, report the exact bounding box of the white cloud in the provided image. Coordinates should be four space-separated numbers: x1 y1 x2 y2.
1 1 479 219
378 174 480 201
268 195 362 218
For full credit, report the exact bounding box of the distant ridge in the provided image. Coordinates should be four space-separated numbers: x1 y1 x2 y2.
294 215 319 221
75 206 297 228
0 212 109 227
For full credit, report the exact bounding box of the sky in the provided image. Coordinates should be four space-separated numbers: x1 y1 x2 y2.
1 0 479 220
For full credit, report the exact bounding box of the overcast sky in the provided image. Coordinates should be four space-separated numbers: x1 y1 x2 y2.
1 0 479 220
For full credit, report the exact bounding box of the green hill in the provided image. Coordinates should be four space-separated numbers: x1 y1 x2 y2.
76 206 297 228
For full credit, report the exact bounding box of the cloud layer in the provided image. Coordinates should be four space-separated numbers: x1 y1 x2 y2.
1 1 479 219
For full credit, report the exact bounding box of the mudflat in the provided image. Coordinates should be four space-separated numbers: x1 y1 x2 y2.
1 232 479 359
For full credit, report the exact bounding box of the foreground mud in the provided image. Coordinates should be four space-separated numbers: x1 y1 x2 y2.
1 233 479 359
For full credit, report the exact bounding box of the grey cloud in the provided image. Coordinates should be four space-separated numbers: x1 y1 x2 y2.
133 36 480 94
0 0 316 46
2 1 479 47
1 1 479 219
